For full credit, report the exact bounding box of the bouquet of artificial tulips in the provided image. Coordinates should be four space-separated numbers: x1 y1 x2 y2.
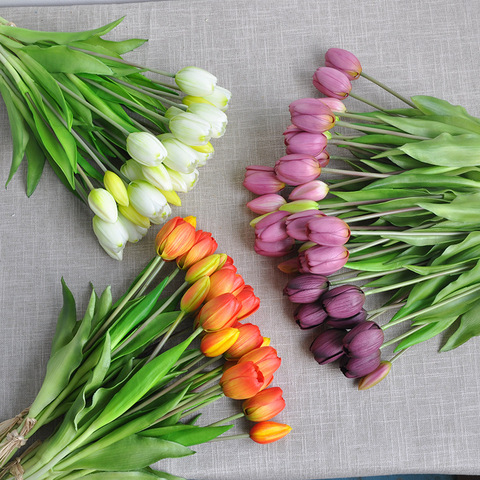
0 217 290 480
0 16 231 260
244 47 480 389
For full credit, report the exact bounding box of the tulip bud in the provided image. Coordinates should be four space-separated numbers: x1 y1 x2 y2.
254 211 290 243
274 154 322 186
92 215 129 260
185 253 223 283
325 48 362 80
169 112 212 146
340 350 381 379
277 257 300 274
158 189 182 207
165 167 199 193
155 216 196 261
326 308 368 329
249 421 292 444
141 164 173 191
243 387 286 422
298 245 349 276
313 67 352 99
307 216 351 246
318 97 347 113
321 285 365 319
288 180 329 202
175 66 217 96
220 361 264 400
283 274 329 304
310 328 346 364
246 194 287 215
88 188 118 223
201 85 232 111
205 268 237 301
285 210 325 241
294 302 328 329
343 321 384 358
103 171 129 207
187 103 228 138
118 203 150 229
120 159 145 182
358 360 392 390
254 237 295 258
201 327 240 357
289 98 336 134
127 181 169 224
316 150 330 168
180 276 210 313
156 133 198 174
236 285 260 321
225 322 264 360
238 346 281 380
117 213 148 243
243 166 285 195
196 293 241 332
285 130 328 157
126 132 167 166
177 230 218 270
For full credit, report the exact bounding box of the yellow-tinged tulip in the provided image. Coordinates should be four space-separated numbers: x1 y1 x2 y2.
182 95 215 107
104 171 129 207
220 361 264 400
158 190 182 207
200 328 240 357
358 361 392 390
249 421 292 444
185 254 222 283
118 204 150 229
155 217 196 261
190 142 214 154
180 276 210 313
242 387 286 422
88 188 118 223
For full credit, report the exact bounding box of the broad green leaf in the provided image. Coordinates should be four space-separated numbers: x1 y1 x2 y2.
433 261 480 303
431 231 480 266
82 472 163 480
76 153 104 183
406 261 472 275
417 192 480 223
144 469 186 480
441 298 480 351
395 317 457 351
72 36 147 55
55 73 93 125
362 271 415 288
330 188 431 203
411 95 480 123
355 159 401 173
343 133 418 146
426 115 480 135
91 285 113 331
142 424 232 446
346 251 400 271
25 132 46 196
50 278 77 355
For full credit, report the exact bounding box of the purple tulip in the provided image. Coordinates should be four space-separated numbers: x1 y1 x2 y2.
255 211 290 243
289 180 329 202
312 67 352 100
340 350 381 379
284 131 328 157
274 154 322 186
254 237 294 257
321 285 365 319
289 98 336 134
277 257 300 274
286 210 325 241
298 245 349 276
283 124 303 143
325 48 362 80
317 97 346 113
307 216 351 246
316 151 330 167
310 329 347 365
243 166 285 195
326 308 367 329
343 321 384 358
358 361 392 390
283 274 329 304
247 194 287 215
294 302 329 329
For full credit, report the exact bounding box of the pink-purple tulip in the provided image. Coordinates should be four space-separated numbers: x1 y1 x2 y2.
313 67 352 100
274 154 322 186
289 98 336 134
317 97 347 113
358 360 392 390
325 48 362 80
254 211 290 243
316 151 330 167
285 210 325 241
284 131 328 157
283 274 329 304
340 350 381 379
307 216 351 246
342 321 384 358
254 237 294 257
310 329 347 364
326 308 367 329
289 180 329 202
243 166 285 195
294 302 328 329
321 285 365 319
298 245 349 276
247 194 287 215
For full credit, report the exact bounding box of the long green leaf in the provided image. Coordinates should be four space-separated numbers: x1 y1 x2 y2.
141 424 232 446
441 298 480 351
50 279 77 355
395 317 457 351
25 131 46 196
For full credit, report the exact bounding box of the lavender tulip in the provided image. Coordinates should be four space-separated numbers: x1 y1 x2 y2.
254 211 290 243
274 154 322 186
326 308 368 329
298 245 349 276
283 274 329 304
313 67 352 100
325 48 362 80
289 98 336 134
243 166 285 195
247 194 287 215
340 350 381 379
285 131 328 157
254 237 294 258
288 180 329 202
317 97 347 113
343 321 384 358
316 151 330 167
310 329 347 365
286 210 325 241
321 285 366 319
307 216 351 246
294 302 329 329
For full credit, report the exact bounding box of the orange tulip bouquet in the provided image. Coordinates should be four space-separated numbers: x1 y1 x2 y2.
0 217 290 480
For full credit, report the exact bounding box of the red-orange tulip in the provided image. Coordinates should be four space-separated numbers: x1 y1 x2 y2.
236 285 260 320
176 229 218 269
220 361 264 400
205 268 236 301
249 421 292 444
242 387 286 422
155 216 196 261
196 293 242 332
200 328 240 357
238 346 281 379
225 322 264 360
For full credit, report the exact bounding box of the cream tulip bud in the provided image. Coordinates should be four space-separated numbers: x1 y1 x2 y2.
202 85 231 111
165 106 184 120
166 168 199 193
175 66 217 96
187 103 227 138
103 171 129 207
126 132 167 166
169 112 212 146
141 163 173 191
88 188 118 223
120 159 145 182
158 133 198 173
117 212 148 243
92 215 129 260
127 181 169 223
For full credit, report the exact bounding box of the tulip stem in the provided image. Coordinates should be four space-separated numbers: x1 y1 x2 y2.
76 166 95 191
321 167 390 178
335 120 429 140
329 265 403 285
368 301 407 316
109 76 181 98
350 230 467 237
334 111 385 124
360 72 417 108
389 347 410 363
147 312 186 362
344 206 424 224
328 177 370 190
380 324 425 348
345 238 391 255
328 138 389 151
207 413 245 427
348 243 409 262
348 92 390 112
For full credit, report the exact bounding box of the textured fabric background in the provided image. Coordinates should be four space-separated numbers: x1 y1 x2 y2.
1 1 480 479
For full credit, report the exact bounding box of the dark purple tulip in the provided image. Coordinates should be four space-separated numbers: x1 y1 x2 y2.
298 245 349 276
325 308 368 329
310 329 347 365
285 210 325 241
283 274 329 304
343 321 384 358
322 285 365 319
340 350 381 379
294 302 328 329
307 216 351 246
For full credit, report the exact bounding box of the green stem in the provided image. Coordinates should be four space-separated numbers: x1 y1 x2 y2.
350 230 467 237
76 166 94 191
348 91 390 112
210 433 250 442
380 325 425 348
335 120 429 140
328 177 370 190
328 138 389 150
345 206 424 223
335 111 385 123
360 72 417 108
109 76 180 97
348 243 408 262
146 311 186 362
329 264 402 285
389 347 410 363
345 238 391 255
208 412 245 427
321 167 390 178
368 301 407 316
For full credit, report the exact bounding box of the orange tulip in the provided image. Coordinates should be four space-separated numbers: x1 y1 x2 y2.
242 387 286 422
249 421 292 444
236 285 260 321
180 276 210 313
220 361 264 400
231 274 245 296
185 254 222 283
196 293 241 332
205 268 237 301
155 216 196 261
200 328 240 357
261 337 271 347
221 255 237 273
176 229 218 269
225 323 263 360
238 346 281 379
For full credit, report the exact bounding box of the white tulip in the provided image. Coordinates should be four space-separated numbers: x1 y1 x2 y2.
202 85 231 112
187 103 227 138
120 159 145 182
88 188 118 223
149 202 172 225
141 163 173 191
165 106 184 120
126 132 167 167
92 215 129 258
166 167 199 193
157 133 197 173
127 181 169 220
117 213 148 243
169 112 212 146
175 66 217 97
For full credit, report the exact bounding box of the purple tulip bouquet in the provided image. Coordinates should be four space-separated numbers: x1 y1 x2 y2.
244 48 480 389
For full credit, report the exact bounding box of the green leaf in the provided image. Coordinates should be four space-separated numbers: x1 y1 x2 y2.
82 472 163 480
417 192 480 223
25 132 46 196
91 285 113 332
431 231 480 266
142 424 232 446
411 95 480 123
75 36 148 55
395 317 457 351
50 278 77 355
441 298 480 351
433 261 480 303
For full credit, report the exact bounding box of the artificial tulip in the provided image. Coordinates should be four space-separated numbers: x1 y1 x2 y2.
285 210 325 241
358 360 392 390
117 213 148 243
174 66 217 96
254 236 295 257
246 194 287 215
312 66 352 99
196 293 242 332
236 285 261 320
340 350 381 379
242 387 286 422
306 216 351 246
321 285 366 319
155 216 196 261
187 103 228 138
243 166 286 195
238 346 281 379
325 308 368 329
177 230 218 269
88 188 118 223
157 133 198 173
127 181 170 224
141 164 173 191
200 328 240 357
225 322 264 360
220 361 264 400
103 171 129 207
180 276 211 313
254 211 290 243
166 167 199 193
274 154 322 186
249 421 292 444
185 254 223 283
342 321 384 358
288 180 329 202
169 112 212 146
283 274 329 304
317 97 346 113
126 131 167 166
285 131 328 157
298 245 349 275
325 48 362 80
294 302 328 329
310 329 346 364
289 98 336 134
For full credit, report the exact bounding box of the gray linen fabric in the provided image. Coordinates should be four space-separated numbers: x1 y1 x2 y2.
1 1 480 479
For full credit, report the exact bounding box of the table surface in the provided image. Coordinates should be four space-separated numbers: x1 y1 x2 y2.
1 1 480 480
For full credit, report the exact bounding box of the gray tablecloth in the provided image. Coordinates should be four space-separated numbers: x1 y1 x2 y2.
1 1 480 479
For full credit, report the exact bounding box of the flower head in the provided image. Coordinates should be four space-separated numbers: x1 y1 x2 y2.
274 154 322 186
155 216 197 260
283 274 329 304
284 130 328 157
313 67 352 99
238 346 281 380
310 328 347 364
92 215 129 260
326 308 367 329
307 216 351 246
180 276 211 313
289 98 336 133
126 132 167 167
243 166 285 195
340 350 381 379
321 285 366 319
127 181 170 224
177 230 218 269
196 292 242 332
325 48 362 80
200 327 240 357
185 253 223 283
285 210 325 241
342 321 384 358
175 66 217 96
157 133 198 174
249 421 292 444
358 360 392 390
242 387 286 422
298 245 349 275
225 322 264 360
187 103 228 138
169 112 212 146
246 194 287 215
88 188 118 223
103 171 129 207
288 180 329 202
236 285 261 320
220 361 264 400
